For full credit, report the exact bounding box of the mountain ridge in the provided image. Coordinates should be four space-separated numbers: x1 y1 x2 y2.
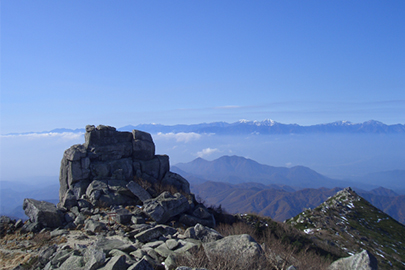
173 155 358 189
286 188 405 269
6 119 405 135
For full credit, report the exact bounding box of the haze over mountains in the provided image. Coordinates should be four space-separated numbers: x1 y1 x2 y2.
171 155 405 225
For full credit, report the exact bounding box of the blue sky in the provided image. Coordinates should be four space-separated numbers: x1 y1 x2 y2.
2 0 405 134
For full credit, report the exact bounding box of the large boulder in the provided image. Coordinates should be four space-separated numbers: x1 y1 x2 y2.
203 234 263 261
23 198 63 229
328 250 378 270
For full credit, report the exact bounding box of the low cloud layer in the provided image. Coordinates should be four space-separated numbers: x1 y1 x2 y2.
197 147 220 158
155 132 202 143
1 132 84 141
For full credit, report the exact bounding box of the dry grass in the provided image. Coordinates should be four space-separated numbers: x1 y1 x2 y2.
175 246 273 270
177 214 335 270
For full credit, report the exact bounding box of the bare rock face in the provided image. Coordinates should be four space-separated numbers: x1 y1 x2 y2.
58 125 168 208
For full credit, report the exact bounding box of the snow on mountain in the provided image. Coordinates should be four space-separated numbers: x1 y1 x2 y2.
5 120 405 135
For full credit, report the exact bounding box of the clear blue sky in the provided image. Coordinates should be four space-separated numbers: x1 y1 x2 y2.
2 0 405 134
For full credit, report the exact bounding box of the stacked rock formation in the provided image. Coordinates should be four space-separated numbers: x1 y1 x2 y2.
59 125 188 208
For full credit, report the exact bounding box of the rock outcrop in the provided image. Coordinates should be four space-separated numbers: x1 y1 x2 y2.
59 125 172 207
53 125 214 229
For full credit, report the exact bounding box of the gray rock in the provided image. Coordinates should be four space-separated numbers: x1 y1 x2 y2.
203 234 263 261
193 223 223 243
99 255 128 270
21 221 42 233
328 250 378 270
84 218 107 233
183 227 197 240
58 255 85 270
174 239 201 254
59 144 89 201
166 239 180 250
131 216 146 225
154 242 175 258
61 189 78 209
192 205 212 220
132 130 155 160
127 258 154 270
74 213 86 226
85 125 133 161
84 247 106 270
143 192 191 224
175 267 208 270
108 249 135 265
113 208 133 225
14 219 23 229
77 198 92 209
134 225 166 243
23 198 63 229
127 181 152 202
164 254 177 270
143 240 165 249
38 245 58 265
160 172 190 195
64 212 76 223
50 228 68 237
179 214 215 228
94 236 136 253
50 248 77 267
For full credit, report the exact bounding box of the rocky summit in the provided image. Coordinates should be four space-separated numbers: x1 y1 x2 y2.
287 187 405 269
0 125 387 270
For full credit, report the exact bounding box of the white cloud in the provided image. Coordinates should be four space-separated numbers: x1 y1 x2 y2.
1 132 84 141
155 132 202 143
197 148 219 158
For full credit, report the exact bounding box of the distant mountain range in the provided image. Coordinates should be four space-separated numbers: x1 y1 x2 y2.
172 155 363 189
122 119 405 134
171 155 405 225
7 119 405 135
